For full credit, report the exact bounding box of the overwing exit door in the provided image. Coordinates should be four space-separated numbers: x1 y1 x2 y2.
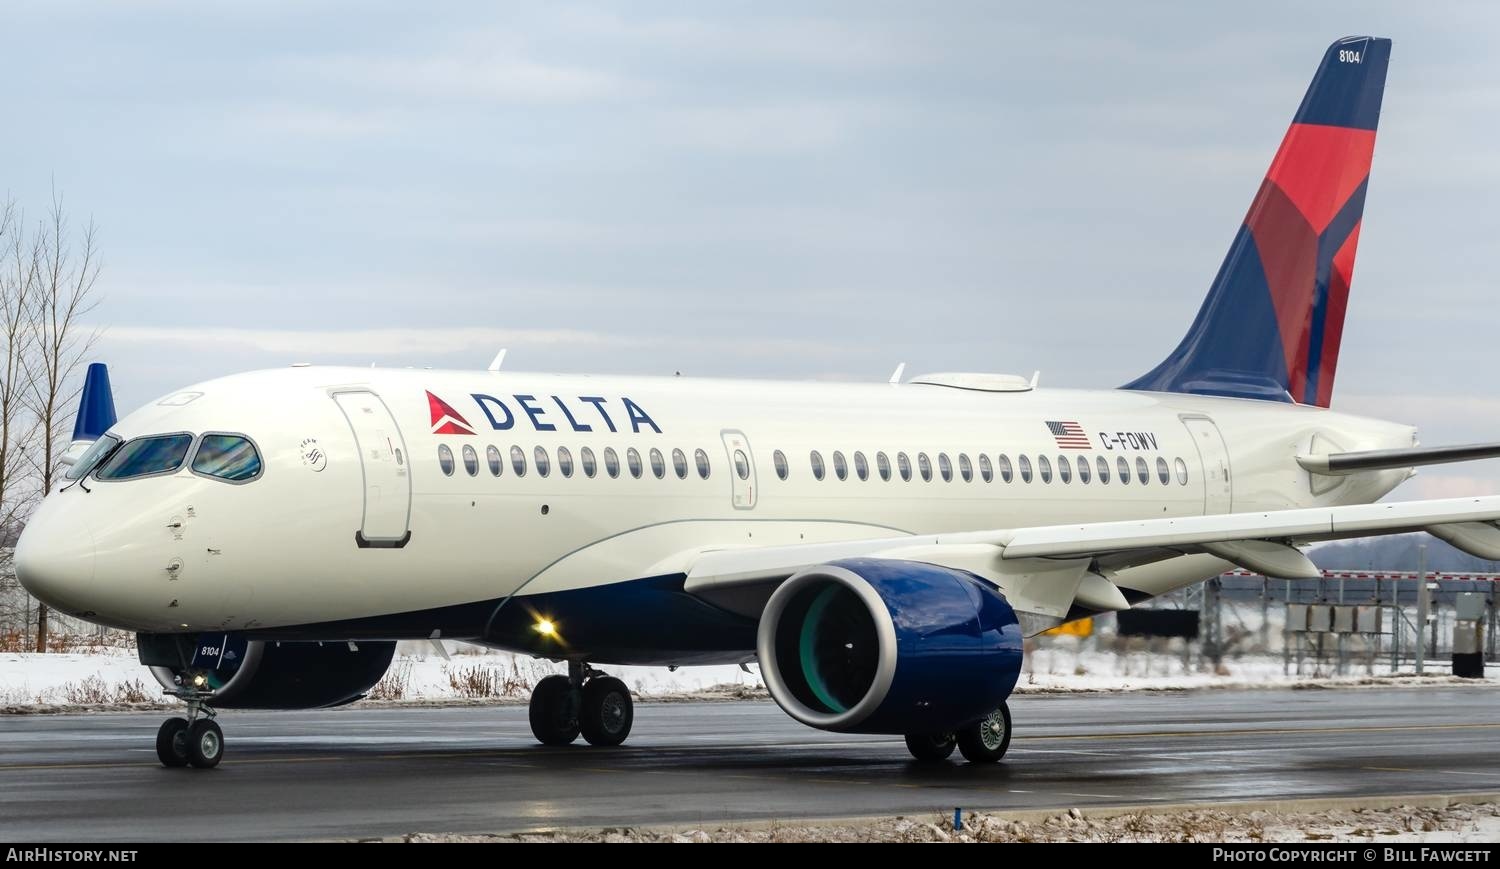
334 390 412 547
721 429 757 509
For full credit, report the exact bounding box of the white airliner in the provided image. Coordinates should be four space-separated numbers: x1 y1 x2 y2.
17 35 1500 770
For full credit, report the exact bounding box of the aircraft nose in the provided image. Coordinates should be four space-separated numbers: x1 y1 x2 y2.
14 504 97 615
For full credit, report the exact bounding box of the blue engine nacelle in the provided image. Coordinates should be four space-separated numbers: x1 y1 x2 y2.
756 558 1023 734
139 632 395 709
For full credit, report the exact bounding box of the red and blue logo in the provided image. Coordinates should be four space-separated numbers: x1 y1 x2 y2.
427 391 476 435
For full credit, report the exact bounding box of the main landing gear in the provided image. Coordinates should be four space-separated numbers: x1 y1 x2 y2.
155 687 224 769
529 662 634 748
904 701 1012 764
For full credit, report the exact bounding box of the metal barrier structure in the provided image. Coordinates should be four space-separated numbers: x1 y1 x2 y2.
1201 567 1497 677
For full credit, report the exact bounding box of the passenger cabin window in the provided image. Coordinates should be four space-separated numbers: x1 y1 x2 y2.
557 446 574 478
581 446 597 478
697 448 712 479
959 453 973 482
438 444 455 476
1018 454 1032 483
96 433 193 481
979 453 993 482
604 447 621 479
1117 455 1130 484
833 451 848 481
487 445 503 476
1056 454 1071 484
1136 456 1149 485
1038 454 1052 484
877 451 891 481
1175 457 1189 485
192 434 262 482
998 453 1013 483
938 452 952 482
918 452 932 482
898 452 912 482
511 445 527 477
854 451 869 481
461 444 478 476
672 448 688 480
1157 456 1171 485
650 447 666 479
534 446 551 478
810 450 826 481
1076 455 1090 484
1097 455 1110 484
67 433 121 480
734 450 750 480
627 448 643 479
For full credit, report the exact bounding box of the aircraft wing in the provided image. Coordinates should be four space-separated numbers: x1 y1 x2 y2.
682 495 1500 626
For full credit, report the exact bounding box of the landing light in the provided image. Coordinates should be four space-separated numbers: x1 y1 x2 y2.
533 619 557 637
192 674 207 688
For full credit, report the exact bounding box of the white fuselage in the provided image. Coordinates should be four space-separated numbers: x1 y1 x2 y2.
17 366 1414 656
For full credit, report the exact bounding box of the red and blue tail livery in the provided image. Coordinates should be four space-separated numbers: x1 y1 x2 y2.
1125 36 1391 406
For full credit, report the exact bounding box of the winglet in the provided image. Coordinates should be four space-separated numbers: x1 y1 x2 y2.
72 363 116 441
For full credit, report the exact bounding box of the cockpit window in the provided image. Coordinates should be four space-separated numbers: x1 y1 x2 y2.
66 433 121 480
191 434 263 482
96 434 193 481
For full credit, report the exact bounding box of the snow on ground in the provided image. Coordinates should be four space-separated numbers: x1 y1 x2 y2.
0 643 763 709
0 637 1493 711
0 651 159 707
397 802 1500 843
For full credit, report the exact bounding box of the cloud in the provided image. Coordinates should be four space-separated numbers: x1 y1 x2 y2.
651 102 889 154
223 104 398 140
281 51 639 104
554 9 938 70
94 323 848 365
99 324 626 357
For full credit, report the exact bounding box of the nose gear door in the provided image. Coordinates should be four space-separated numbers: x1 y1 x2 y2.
333 390 412 547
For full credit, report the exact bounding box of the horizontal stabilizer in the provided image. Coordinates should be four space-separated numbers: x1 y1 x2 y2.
1297 441 1500 476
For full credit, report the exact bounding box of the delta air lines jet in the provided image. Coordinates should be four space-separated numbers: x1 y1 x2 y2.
18 36 1500 769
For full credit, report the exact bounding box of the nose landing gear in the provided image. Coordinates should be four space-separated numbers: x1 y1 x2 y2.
155 687 224 769
528 662 634 748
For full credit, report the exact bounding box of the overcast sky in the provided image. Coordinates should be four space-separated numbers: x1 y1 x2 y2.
3 2 1498 499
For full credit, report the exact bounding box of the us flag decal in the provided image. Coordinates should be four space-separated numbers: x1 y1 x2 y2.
1046 420 1091 449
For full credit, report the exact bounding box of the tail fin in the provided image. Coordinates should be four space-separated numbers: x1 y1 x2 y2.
1124 36 1391 406
72 362 116 441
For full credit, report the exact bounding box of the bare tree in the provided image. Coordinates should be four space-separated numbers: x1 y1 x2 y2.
24 190 101 652
0 196 40 537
